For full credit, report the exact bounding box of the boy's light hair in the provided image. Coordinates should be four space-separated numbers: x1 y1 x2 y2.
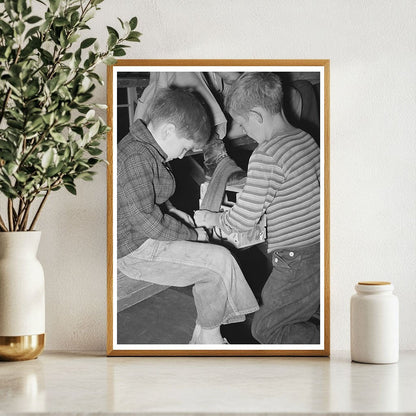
225 72 283 118
148 88 211 148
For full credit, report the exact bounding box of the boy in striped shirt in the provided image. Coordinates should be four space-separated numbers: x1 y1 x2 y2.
194 73 321 344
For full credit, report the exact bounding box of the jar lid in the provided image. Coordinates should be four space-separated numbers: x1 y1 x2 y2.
355 281 394 293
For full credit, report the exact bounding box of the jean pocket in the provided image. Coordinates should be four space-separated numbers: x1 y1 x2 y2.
272 250 303 277
272 252 291 271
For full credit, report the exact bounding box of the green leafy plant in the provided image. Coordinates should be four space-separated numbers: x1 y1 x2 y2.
0 0 140 231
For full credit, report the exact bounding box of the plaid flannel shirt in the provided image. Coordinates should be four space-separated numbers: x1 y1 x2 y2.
117 119 197 258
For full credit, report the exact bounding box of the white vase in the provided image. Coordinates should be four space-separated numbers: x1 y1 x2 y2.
0 231 45 360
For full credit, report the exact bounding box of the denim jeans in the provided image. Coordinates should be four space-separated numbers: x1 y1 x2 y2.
118 239 259 329
251 243 320 344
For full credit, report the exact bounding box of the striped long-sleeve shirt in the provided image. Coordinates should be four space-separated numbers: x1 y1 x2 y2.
219 128 320 252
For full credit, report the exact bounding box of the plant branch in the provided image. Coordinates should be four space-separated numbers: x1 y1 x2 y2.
20 199 33 231
29 189 50 231
0 213 8 231
7 199 14 231
14 199 24 231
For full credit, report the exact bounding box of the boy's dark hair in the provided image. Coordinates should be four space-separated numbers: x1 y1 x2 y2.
225 72 283 118
148 88 211 148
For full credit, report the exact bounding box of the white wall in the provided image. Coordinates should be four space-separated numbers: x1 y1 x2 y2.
36 0 416 351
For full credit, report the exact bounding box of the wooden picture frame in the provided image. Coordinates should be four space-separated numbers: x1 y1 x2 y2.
107 60 330 356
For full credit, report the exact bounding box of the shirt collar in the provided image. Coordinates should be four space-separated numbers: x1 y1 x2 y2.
130 119 168 161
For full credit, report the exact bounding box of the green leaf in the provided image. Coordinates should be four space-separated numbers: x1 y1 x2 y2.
25 117 44 133
113 47 126 57
80 37 96 49
25 25 40 39
59 29 67 47
14 171 28 183
50 131 67 144
74 148 84 159
0 141 14 153
42 113 55 125
63 147 70 160
5 162 18 176
87 147 102 156
0 20 13 35
129 16 138 30
87 158 100 166
48 76 60 93
78 171 95 181
17 0 27 14
0 183 18 198
4 1 16 19
126 31 141 42
107 33 117 49
70 11 80 26
16 21 25 35
61 52 73 61
85 109 95 120
117 17 125 29
23 83 39 98
54 17 69 27
49 0 60 13
45 165 62 177
88 121 100 138
106 26 119 39
41 148 55 169
75 93 93 104
26 15 42 24
68 33 80 44
103 56 117 65
83 9 95 23
64 183 76 195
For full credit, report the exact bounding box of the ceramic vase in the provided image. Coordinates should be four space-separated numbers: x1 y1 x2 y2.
0 231 45 360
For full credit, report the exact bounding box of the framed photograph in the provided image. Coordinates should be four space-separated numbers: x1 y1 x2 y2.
107 60 330 356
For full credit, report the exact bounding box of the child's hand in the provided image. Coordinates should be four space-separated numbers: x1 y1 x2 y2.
169 207 195 227
194 210 220 228
195 227 209 242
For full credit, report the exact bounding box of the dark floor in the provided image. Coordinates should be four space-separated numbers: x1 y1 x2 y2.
117 286 197 344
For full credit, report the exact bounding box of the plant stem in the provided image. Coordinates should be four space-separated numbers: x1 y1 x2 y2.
7 199 14 231
0 214 8 231
20 200 33 231
14 199 27 231
14 202 21 231
29 189 50 231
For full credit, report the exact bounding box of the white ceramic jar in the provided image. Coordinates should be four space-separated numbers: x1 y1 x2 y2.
350 281 399 364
